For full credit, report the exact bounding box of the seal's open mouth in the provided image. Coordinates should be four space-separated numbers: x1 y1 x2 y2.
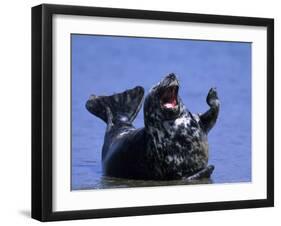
160 86 179 110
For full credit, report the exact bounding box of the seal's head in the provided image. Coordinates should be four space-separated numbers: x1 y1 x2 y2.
144 73 185 126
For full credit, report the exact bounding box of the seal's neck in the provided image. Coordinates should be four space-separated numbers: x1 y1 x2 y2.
145 111 192 148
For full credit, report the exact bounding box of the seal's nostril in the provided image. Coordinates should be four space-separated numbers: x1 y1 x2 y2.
168 73 176 79
89 95 97 101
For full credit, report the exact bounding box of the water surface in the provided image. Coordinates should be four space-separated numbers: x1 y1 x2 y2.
71 35 251 190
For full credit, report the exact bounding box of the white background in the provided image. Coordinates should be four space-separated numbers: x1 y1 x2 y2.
0 0 279 225
53 14 267 211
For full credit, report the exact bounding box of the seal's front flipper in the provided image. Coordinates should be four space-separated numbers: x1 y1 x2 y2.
199 88 220 133
185 165 215 181
86 86 145 126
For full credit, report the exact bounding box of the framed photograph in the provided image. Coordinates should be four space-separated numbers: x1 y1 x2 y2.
32 4 274 221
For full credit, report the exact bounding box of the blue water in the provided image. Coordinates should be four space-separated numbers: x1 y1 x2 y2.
71 35 252 190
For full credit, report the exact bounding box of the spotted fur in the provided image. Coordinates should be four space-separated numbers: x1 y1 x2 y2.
86 73 219 180
143 75 213 179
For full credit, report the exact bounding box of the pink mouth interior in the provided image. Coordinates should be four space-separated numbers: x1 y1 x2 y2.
161 86 178 109
163 99 177 108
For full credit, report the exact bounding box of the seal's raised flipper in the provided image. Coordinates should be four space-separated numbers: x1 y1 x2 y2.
199 88 220 133
184 165 215 181
86 86 145 126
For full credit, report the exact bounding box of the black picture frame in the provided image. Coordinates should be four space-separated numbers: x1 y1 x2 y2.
32 3 274 222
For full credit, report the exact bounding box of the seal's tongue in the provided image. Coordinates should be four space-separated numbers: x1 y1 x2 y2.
161 86 178 109
163 99 177 108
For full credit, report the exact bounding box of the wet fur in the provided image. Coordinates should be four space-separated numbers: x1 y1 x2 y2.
86 74 219 180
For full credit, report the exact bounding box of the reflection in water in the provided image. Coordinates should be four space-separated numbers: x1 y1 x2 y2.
71 35 252 190
76 175 213 190
99 176 213 189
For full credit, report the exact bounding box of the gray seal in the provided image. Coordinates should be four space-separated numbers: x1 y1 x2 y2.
86 73 220 180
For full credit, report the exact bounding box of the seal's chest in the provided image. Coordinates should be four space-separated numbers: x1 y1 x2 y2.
163 115 201 140
148 114 206 157
159 115 207 158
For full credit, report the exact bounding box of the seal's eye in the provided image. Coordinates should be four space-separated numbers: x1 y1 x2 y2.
160 86 178 109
